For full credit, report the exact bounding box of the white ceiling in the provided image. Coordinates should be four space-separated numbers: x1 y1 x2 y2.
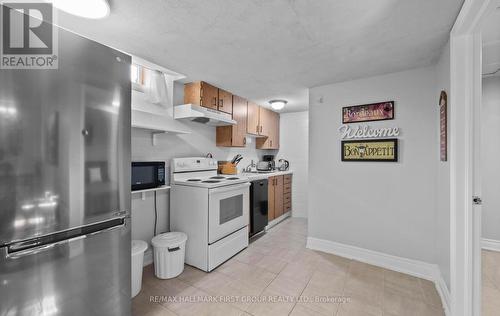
482 6 500 76
57 0 464 112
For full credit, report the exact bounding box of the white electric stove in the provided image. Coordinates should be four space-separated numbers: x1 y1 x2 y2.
170 157 250 272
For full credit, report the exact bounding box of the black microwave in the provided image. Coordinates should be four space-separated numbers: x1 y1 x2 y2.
131 162 165 191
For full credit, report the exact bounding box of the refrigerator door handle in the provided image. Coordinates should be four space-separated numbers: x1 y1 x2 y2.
4 235 88 260
3 217 127 260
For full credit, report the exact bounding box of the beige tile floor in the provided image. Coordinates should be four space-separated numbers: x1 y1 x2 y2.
482 250 500 316
133 218 445 316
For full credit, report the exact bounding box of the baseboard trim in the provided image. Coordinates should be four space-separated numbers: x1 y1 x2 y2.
306 237 450 316
266 212 291 230
482 238 500 252
435 273 451 316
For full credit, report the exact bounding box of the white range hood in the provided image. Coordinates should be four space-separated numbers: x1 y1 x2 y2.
174 104 236 126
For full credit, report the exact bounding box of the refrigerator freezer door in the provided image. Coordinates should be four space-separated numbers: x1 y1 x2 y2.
0 25 131 245
0 217 131 316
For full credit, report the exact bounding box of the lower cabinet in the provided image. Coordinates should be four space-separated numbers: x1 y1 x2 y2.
268 174 292 221
284 174 292 213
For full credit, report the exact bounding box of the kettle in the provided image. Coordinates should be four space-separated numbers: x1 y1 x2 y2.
278 159 290 171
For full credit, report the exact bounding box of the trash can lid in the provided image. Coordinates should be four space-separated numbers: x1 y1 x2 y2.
151 232 188 248
131 240 148 256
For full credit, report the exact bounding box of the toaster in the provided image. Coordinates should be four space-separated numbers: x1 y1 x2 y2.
257 161 274 171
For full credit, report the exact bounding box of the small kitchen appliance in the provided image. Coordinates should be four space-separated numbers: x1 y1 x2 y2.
257 155 276 172
256 161 273 172
278 159 290 171
170 157 250 272
131 161 166 191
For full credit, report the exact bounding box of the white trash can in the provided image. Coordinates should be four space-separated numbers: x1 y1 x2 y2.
151 232 188 279
131 240 148 298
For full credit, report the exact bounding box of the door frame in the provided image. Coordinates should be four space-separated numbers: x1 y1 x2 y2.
450 0 497 315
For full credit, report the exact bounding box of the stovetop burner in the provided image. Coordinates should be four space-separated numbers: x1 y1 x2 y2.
227 177 240 180
202 180 221 183
187 179 202 182
210 176 226 179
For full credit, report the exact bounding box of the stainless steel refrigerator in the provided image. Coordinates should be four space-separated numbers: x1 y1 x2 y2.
0 21 132 316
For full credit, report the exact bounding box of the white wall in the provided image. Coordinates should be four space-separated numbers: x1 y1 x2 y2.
435 41 451 290
308 67 439 264
277 111 309 218
131 82 277 249
481 75 500 242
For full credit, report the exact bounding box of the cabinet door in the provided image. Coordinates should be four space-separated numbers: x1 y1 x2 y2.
201 82 218 110
268 177 276 221
184 82 202 105
232 95 247 147
256 110 280 149
258 107 271 137
272 113 280 149
218 89 233 114
247 102 260 135
274 176 284 218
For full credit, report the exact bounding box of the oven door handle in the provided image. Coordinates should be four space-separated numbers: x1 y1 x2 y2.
209 182 250 194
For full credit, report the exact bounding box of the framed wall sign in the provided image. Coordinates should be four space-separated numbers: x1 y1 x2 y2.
342 101 395 124
439 91 447 162
341 138 398 162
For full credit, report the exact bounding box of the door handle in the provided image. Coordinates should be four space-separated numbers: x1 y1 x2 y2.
3 217 127 260
209 182 250 194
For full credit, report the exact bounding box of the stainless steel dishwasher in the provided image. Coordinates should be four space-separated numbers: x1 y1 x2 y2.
250 179 269 236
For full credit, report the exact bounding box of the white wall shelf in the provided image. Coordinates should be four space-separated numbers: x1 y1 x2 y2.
131 185 171 200
131 108 191 146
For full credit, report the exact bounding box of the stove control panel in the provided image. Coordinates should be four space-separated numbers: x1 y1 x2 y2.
172 157 218 173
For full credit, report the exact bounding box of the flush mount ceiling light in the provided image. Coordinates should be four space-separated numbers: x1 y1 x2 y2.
269 100 287 111
51 0 110 19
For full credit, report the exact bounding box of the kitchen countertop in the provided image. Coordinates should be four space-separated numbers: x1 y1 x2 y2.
242 170 293 181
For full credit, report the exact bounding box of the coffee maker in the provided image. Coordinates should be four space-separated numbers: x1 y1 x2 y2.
263 155 275 170
256 155 275 172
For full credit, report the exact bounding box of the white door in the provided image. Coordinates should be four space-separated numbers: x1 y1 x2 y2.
208 183 250 244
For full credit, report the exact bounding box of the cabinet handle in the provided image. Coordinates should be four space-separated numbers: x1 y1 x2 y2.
256 125 259 133
213 97 217 106
243 137 246 145
270 140 273 147
219 99 223 107
260 126 263 133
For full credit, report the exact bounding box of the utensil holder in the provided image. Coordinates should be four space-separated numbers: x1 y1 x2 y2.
218 162 238 175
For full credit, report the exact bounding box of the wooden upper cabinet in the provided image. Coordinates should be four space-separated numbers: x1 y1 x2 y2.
247 102 260 135
184 82 202 105
256 110 280 149
218 89 233 114
258 107 272 137
201 82 218 110
216 95 247 147
184 81 227 112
